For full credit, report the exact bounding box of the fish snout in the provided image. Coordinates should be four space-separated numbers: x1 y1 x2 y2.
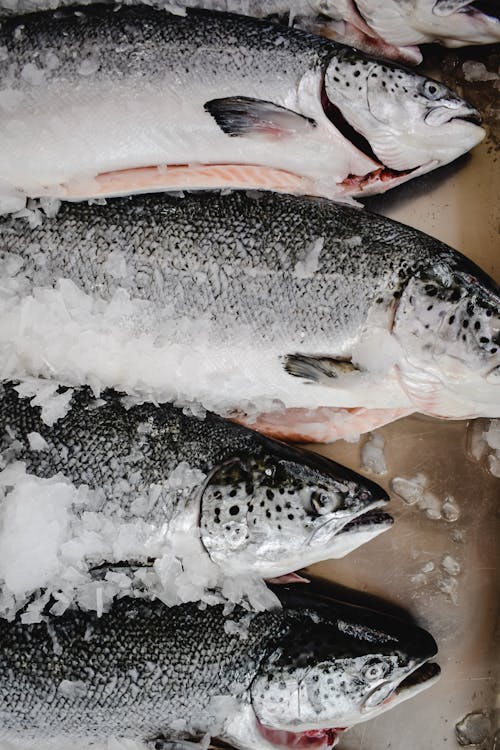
266 439 390 515
425 100 482 127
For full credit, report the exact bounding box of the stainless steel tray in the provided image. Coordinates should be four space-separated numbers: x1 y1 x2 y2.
304 44 500 750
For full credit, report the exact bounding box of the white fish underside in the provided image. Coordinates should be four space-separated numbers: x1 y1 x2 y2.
0 80 373 197
2 190 499 444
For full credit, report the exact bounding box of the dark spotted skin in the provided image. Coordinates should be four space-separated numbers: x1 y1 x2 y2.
0 592 438 742
0 597 286 739
0 382 383 533
0 382 260 512
0 190 495 351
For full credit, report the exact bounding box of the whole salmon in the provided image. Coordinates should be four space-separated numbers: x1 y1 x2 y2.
0 5 483 212
1 191 498 441
0 588 440 748
0 381 390 617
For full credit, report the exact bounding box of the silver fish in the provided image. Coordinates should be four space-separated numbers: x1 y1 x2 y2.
0 4 483 212
1 1 498 63
0 588 440 748
1 191 498 442
0 382 390 601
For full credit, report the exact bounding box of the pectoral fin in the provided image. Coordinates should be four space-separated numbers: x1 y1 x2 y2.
284 354 360 385
204 97 317 139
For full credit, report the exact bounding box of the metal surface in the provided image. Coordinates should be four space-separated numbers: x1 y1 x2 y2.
304 45 500 750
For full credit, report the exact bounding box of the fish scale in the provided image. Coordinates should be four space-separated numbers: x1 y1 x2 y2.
0 189 498 430
0 191 436 349
0 592 439 745
0 381 390 594
0 4 483 206
0 380 260 507
0 598 285 738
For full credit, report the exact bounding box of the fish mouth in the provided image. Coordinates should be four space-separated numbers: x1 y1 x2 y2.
340 509 393 534
395 661 441 696
456 112 483 126
306 490 394 559
321 509 393 558
424 104 482 127
363 661 441 714
383 661 442 709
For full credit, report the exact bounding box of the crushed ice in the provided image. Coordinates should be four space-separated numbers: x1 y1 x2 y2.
294 237 324 279
467 418 500 478
0 462 279 621
391 474 460 522
360 432 387 475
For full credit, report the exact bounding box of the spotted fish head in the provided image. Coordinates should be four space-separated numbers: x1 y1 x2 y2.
199 438 390 578
393 258 500 418
322 48 484 179
352 0 500 47
252 591 440 730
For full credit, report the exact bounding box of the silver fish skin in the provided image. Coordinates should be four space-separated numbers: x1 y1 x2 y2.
0 4 483 211
1 1 498 63
0 589 440 747
353 0 500 48
1 191 498 434
0 382 390 582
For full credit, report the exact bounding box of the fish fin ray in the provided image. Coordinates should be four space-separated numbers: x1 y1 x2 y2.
284 354 360 384
204 97 316 139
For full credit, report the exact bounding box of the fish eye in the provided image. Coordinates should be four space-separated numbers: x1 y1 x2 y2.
363 661 387 682
420 80 446 101
311 490 341 515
